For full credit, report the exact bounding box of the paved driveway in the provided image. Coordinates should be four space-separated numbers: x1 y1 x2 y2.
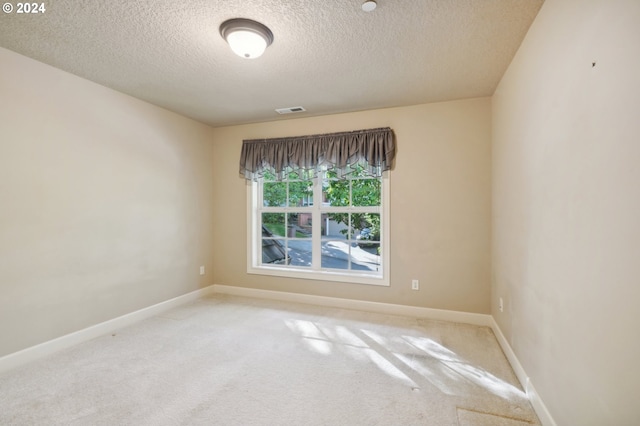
287 239 380 271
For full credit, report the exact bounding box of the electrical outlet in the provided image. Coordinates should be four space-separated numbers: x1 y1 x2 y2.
411 279 419 290
499 297 504 312
200 266 205 275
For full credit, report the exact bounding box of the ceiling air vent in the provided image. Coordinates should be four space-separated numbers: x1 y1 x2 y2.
275 106 306 115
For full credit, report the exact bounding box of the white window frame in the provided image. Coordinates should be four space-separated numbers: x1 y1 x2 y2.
247 172 390 286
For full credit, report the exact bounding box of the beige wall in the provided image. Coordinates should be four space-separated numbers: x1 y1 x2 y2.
212 98 491 313
0 48 216 357
492 0 640 424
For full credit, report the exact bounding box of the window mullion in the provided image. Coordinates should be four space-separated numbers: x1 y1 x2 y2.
311 176 322 269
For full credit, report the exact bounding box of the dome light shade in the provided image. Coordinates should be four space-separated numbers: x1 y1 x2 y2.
226 30 267 58
220 18 274 59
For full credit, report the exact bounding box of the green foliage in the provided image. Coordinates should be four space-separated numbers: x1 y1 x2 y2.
324 179 350 206
263 170 312 207
324 173 381 240
262 222 286 237
262 213 285 237
288 181 313 206
352 179 380 206
262 166 381 241
263 182 287 206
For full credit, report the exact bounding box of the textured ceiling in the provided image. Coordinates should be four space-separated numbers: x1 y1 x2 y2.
0 0 543 127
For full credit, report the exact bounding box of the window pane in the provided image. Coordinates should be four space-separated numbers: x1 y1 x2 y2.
288 240 312 267
286 168 315 181
288 181 313 207
353 213 380 245
287 170 300 180
351 243 381 272
350 164 371 178
325 169 339 179
321 240 350 270
262 238 288 265
323 213 350 239
323 179 350 206
262 213 286 237
352 178 381 207
263 182 286 207
287 213 312 238
263 170 277 181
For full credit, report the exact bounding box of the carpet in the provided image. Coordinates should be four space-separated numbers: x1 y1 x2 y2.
0 294 540 425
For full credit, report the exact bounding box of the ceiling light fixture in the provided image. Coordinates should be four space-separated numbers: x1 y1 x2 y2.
362 0 377 12
219 18 274 59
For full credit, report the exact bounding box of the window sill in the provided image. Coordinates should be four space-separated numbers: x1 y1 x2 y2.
247 265 389 287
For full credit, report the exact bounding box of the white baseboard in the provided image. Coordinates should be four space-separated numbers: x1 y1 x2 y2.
490 317 557 426
212 284 492 327
0 285 216 374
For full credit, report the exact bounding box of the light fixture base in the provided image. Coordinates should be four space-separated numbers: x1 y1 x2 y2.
362 0 377 12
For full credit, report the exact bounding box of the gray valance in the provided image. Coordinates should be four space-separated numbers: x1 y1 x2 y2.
239 127 395 181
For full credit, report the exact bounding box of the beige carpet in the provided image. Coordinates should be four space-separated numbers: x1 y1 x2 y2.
0 294 540 425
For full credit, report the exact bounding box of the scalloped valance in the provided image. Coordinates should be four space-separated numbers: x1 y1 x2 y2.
239 127 395 181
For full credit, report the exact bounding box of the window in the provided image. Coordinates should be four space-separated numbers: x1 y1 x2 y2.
248 167 389 286
240 126 395 286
